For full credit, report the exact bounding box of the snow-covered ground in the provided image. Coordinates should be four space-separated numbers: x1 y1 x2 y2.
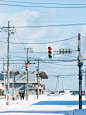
0 94 86 115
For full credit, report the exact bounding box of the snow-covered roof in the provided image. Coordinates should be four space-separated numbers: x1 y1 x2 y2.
36 71 48 79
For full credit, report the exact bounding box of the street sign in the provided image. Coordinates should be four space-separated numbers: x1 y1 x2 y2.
6 94 9 102
26 85 28 87
6 90 10 94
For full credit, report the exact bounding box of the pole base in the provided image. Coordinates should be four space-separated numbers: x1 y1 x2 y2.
6 102 9 105
37 95 38 99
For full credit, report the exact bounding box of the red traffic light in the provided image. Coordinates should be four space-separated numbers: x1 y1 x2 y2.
26 63 28 66
48 46 52 50
25 63 28 71
48 46 53 59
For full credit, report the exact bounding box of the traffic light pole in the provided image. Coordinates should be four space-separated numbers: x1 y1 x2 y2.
78 33 83 109
26 48 29 100
25 47 33 100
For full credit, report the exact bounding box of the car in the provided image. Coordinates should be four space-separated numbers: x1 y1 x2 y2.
47 92 58 96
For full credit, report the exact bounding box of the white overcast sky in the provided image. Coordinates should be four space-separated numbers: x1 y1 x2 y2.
0 0 86 91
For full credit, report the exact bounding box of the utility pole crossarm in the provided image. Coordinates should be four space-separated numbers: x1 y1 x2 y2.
28 63 35 64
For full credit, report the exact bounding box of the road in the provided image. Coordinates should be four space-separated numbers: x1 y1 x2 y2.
0 94 86 115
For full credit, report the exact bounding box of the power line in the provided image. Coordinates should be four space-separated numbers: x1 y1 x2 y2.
1 2 86 8
1 0 86 6
2 22 86 28
48 74 78 77
15 30 25 48
11 35 24 50
0 36 77 44
2 36 77 44
1 1 86 22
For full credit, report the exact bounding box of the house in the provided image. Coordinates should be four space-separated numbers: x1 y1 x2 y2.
0 70 48 96
0 82 4 95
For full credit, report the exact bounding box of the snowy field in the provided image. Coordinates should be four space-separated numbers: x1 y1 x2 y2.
0 94 86 115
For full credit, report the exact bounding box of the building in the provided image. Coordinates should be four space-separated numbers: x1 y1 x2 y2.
0 82 4 95
0 70 48 96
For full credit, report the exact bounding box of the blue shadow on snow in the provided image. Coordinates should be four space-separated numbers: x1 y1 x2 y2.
0 110 73 115
33 100 86 105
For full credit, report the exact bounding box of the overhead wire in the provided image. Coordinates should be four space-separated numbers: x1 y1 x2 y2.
6 36 78 44
2 22 86 28
1 0 86 23
1 0 86 5
15 30 25 48
0 23 80 75
0 36 77 45
11 34 24 50
1 2 86 8
54 36 78 49
39 62 77 69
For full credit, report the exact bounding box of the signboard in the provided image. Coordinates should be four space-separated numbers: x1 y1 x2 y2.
6 90 10 94
6 94 9 102
6 90 10 103
26 85 28 87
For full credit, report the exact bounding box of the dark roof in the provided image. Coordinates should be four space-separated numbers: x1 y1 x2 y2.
37 71 48 79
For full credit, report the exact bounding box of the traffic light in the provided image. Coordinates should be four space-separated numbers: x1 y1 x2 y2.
48 46 53 59
25 63 28 71
59 49 72 54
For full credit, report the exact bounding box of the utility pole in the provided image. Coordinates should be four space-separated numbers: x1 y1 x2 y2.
57 75 59 95
78 33 83 109
25 47 33 100
12 69 14 100
55 76 58 96
35 58 45 99
60 77 64 91
62 81 63 91
25 48 29 100
55 75 59 96
2 58 6 95
6 21 10 105
85 70 86 99
37 59 39 99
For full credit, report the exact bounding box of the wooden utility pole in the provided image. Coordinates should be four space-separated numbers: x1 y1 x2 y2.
37 59 39 99
78 33 83 109
6 21 10 105
2 58 6 95
85 70 86 99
